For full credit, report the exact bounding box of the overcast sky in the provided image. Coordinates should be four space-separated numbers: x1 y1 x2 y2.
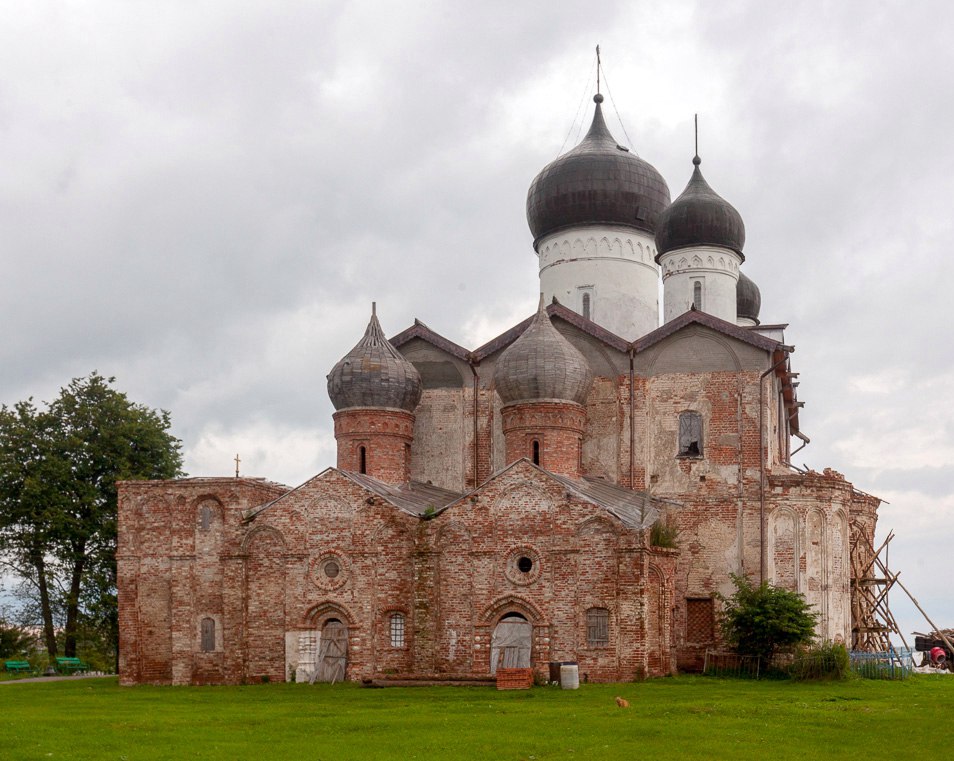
2 0 952 648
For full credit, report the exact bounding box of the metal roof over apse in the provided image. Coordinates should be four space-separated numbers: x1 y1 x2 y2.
526 94 671 245
327 306 423 412
655 155 746 259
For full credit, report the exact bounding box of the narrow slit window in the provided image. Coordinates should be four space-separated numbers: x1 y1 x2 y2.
678 412 703 457
389 612 405 648
200 617 215 652
359 445 367 474
693 281 703 310
582 292 591 320
531 439 540 465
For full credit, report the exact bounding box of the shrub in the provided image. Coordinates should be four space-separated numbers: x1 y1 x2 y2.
718 574 818 663
789 641 851 680
650 515 679 548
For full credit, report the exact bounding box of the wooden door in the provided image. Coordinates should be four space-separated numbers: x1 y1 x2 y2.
490 615 531 674
314 620 348 683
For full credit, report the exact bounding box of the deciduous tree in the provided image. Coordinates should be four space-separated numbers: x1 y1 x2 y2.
0 373 183 657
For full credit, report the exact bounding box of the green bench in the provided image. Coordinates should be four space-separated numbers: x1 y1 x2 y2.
54 657 89 674
4 660 34 674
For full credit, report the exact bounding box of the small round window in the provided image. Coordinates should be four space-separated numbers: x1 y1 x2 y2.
505 546 541 585
312 553 348 590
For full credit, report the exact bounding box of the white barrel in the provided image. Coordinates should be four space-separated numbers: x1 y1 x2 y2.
560 664 579 690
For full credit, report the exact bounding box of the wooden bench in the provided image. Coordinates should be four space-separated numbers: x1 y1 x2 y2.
4 660 33 674
54 657 89 674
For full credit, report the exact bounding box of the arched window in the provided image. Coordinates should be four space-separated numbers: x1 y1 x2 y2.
582 292 591 320
531 439 540 466
586 608 610 647
359 446 367 474
678 411 703 457
198 504 213 530
692 280 703 310
200 617 215 652
389 612 405 648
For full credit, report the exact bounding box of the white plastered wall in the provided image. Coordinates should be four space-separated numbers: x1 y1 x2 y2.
659 245 742 324
536 225 660 340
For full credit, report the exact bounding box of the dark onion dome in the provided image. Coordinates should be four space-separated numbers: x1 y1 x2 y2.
494 299 593 406
654 154 745 260
736 271 762 324
327 306 422 412
526 94 671 245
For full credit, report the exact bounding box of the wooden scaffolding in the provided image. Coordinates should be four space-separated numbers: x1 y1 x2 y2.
850 528 908 653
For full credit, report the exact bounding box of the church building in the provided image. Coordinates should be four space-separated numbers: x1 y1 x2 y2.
117 92 880 685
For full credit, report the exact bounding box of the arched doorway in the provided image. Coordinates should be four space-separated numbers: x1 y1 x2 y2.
314 619 348 682
490 613 531 674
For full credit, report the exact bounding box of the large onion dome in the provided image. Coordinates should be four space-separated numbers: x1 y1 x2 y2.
736 271 762 325
327 306 422 412
526 94 671 245
494 299 593 405
655 155 745 259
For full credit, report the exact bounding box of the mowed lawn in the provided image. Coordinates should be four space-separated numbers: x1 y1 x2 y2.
1 676 953 760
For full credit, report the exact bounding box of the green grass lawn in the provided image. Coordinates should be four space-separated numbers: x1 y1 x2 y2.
1 675 952 760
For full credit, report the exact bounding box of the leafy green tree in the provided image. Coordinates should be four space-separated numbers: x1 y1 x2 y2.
0 619 34 659
0 373 183 657
718 574 818 663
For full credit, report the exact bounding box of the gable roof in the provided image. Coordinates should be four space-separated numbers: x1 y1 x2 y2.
438 458 675 531
244 467 463 522
389 319 471 361
340 471 463 516
633 307 780 354
472 302 630 361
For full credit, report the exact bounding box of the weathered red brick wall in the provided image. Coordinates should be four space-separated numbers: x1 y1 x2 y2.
118 462 678 685
501 401 586 478
334 408 414 484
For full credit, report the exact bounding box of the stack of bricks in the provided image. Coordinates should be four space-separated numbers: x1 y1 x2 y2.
496 668 533 690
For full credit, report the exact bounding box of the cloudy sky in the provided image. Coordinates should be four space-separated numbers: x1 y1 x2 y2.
2 0 952 647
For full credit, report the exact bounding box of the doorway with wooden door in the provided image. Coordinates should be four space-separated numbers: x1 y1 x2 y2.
312 619 348 683
490 613 532 674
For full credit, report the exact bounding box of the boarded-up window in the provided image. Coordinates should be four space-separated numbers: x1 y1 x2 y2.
200 617 216 652
586 608 610 647
389 613 405 648
678 412 703 457
686 598 714 643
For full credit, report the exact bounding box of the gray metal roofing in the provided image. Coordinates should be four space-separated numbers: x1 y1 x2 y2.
551 472 675 530
327 310 423 412
339 471 463 516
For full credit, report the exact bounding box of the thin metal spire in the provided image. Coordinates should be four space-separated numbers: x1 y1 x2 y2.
693 113 701 166
596 44 601 94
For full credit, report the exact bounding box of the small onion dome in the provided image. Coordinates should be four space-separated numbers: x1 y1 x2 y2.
654 155 745 260
327 307 422 412
526 94 671 245
736 271 762 324
494 298 593 406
